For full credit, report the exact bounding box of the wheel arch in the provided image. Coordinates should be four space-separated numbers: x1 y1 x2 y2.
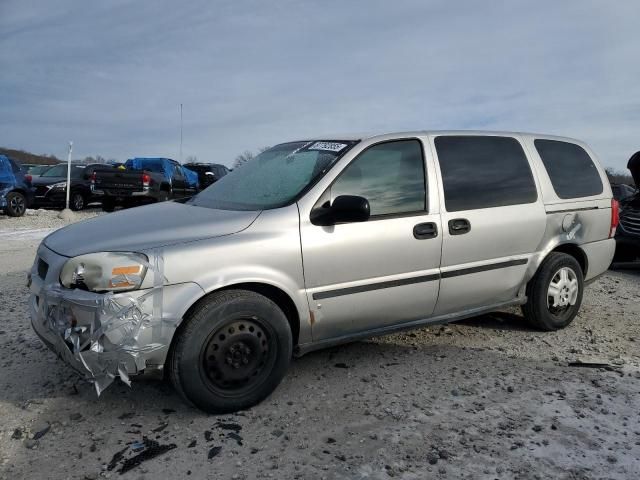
168 282 302 363
549 242 588 276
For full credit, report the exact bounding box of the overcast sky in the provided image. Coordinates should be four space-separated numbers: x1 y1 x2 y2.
1 0 638 170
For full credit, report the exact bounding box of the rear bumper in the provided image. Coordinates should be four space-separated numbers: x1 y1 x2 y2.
581 238 616 281
101 188 159 201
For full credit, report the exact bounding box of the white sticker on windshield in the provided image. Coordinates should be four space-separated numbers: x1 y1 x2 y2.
308 142 348 152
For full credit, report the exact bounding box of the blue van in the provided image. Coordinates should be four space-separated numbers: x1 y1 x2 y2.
0 154 35 217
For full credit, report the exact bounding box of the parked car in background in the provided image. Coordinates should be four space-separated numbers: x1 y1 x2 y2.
0 154 34 217
30 131 617 413
614 152 640 261
24 164 52 178
184 162 229 188
31 163 111 211
611 183 636 202
92 157 199 211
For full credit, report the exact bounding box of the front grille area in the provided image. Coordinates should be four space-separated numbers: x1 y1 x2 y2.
37 258 49 280
35 185 50 196
620 207 640 235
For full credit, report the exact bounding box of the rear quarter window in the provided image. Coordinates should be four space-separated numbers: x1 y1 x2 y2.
534 139 603 199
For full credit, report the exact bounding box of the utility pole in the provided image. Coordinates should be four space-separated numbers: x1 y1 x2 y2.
65 141 73 210
179 103 183 163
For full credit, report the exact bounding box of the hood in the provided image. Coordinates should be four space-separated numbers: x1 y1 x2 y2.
44 201 261 257
629 151 640 188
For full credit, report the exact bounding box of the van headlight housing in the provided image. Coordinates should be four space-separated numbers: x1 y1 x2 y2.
60 252 148 292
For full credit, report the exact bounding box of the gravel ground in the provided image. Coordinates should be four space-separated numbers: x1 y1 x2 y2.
0 210 639 479
0 207 104 230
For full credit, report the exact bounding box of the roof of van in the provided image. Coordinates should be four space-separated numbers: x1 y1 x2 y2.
290 130 585 144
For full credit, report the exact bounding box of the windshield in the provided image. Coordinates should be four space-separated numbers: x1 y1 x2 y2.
42 164 86 178
41 164 69 177
29 165 50 175
188 140 358 210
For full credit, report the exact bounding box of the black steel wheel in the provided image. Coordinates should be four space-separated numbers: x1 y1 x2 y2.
169 290 292 413
201 318 275 396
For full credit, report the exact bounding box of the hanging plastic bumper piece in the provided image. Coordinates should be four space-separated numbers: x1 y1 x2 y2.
29 248 202 395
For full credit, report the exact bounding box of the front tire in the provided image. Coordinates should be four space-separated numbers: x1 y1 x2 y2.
5 191 27 217
522 252 584 331
169 290 292 413
70 192 85 211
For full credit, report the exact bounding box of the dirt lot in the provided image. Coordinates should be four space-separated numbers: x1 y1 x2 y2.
1 209 639 479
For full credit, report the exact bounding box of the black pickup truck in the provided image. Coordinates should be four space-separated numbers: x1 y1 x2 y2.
92 158 199 211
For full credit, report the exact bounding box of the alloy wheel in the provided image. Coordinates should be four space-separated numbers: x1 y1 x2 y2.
9 194 25 216
547 266 579 314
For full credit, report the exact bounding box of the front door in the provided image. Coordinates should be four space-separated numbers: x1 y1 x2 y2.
299 138 443 341
429 134 547 315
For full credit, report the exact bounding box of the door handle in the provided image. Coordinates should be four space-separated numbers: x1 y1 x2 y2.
413 222 438 239
448 218 471 235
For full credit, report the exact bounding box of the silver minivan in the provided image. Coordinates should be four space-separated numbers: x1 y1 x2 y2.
29 131 618 412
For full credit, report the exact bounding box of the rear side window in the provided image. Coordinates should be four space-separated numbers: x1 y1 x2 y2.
331 139 426 216
434 136 537 212
534 139 603 199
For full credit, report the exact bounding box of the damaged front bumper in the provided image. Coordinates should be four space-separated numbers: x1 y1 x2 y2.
29 244 204 394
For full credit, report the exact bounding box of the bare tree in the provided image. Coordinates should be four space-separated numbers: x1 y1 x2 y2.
185 155 198 163
605 167 634 185
233 147 271 168
234 150 255 168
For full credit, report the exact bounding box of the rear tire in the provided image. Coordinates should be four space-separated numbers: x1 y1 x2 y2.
5 191 27 217
522 252 584 331
169 290 292 413
102 199 116 212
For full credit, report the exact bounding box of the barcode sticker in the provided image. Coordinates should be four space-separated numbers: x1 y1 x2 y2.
308 142 348 152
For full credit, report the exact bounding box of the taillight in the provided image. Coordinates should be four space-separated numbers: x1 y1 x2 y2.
90 172 96 184
141 173 151 186
25 174 32 183
610 198 620 238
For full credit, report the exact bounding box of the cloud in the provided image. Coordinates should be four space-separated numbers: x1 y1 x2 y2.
0 0 638 170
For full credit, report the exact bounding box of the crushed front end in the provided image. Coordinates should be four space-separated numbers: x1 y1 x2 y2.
28 243 202 394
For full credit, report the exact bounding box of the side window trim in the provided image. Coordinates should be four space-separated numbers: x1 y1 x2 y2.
313 138 429 220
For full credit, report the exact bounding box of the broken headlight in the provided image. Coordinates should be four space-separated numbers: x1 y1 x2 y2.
60 252 149 292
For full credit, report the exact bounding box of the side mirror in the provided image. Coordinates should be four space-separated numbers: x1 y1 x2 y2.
311 195 370 226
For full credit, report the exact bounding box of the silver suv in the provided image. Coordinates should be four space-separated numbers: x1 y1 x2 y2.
29 131 618 412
